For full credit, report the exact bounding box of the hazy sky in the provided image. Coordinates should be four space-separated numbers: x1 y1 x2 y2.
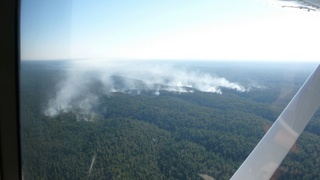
21 0 320 62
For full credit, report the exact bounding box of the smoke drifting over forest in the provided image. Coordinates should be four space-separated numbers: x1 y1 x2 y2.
44 60 248 117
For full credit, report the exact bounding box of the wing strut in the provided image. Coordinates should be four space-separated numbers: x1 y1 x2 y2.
231 65 320 180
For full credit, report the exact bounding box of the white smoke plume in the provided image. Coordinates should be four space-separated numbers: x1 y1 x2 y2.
44 60 248 117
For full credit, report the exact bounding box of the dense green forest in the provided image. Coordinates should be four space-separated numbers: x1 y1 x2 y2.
20 61 320 179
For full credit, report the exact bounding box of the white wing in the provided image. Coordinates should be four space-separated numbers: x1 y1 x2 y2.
268 0 320 11
231 65 320 179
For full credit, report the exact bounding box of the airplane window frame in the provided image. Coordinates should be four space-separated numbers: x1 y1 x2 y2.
0 0 21 179
2 0 319 179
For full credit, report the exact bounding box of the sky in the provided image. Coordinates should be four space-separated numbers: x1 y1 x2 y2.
20 0 320 62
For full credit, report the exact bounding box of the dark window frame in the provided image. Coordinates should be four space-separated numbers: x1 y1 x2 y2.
0 0 21 179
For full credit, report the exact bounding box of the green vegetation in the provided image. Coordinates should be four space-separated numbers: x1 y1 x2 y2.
20 61 320 179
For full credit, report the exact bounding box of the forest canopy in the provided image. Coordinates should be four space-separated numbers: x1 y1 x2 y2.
20 61 320 179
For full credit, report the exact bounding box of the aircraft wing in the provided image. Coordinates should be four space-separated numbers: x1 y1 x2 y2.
231 65 320 179
271 0 320 11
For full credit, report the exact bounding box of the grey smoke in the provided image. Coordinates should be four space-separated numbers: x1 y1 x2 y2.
44 60 248 117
